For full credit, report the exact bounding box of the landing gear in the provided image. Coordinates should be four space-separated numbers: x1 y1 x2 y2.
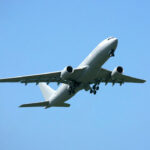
68 81 80 95
96 86 99 90
109 49 115 57
90 89 93 93
92 85 99 90
90 89 96 95
93 85 96 90
90 84 100 95
68 87 75 95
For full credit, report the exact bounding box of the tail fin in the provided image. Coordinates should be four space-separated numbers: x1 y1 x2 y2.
38 82 55 101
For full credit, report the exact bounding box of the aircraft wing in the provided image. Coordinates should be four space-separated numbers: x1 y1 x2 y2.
93 68 146 84
0 67 86 85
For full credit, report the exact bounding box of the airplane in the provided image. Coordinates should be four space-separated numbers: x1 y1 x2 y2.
0 37 146 108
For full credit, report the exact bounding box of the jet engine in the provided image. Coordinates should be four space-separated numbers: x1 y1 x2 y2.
111 66 123 80
60 66 74 79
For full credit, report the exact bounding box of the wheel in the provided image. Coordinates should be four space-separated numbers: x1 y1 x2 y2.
93 85 96 90
110 53 114 57
90 89 93 93
93 90 96 95
109 49 115 57
96 86 99 90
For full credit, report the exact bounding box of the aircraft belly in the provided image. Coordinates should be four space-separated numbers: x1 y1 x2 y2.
49 41 113 106
78 68 98 83
50 84 77 106
78 50 110 83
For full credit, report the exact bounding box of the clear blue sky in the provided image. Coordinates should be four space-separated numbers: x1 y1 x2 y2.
0 0 149 150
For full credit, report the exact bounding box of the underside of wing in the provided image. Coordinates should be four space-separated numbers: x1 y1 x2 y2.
0 66 86 85
92 68 146 84
116 74 146 83
0 72 61 83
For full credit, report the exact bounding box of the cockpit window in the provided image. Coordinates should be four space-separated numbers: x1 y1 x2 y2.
107 37 114 40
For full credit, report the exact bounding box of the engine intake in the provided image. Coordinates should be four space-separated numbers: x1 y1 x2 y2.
67 66 73 73
116 66 123 73
111 66 123 80
61 66 74 79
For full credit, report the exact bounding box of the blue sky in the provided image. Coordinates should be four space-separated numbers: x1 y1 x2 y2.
0 0 149 150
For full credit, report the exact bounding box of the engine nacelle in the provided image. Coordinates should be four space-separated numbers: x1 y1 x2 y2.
60 66 74 79
111 66 123 80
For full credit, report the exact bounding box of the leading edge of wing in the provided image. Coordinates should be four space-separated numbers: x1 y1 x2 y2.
0 66 87 84
0 71 61 83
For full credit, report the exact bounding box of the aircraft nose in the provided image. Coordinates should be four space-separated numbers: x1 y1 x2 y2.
112 38 118 49
113 38 118 44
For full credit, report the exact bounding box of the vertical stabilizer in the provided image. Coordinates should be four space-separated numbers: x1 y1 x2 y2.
38 83 55 101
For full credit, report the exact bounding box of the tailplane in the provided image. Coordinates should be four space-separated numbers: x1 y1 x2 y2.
19 83 71 109
20 101 49 107
38 82 55 101
19 101 70 108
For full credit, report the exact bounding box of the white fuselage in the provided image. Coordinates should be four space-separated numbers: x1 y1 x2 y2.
49 37 118 106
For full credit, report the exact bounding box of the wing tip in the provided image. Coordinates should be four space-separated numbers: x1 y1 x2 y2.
19 104 27 107
141 79 146 83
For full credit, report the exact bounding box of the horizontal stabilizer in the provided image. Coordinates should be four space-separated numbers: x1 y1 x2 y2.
19 101 70 108
19 101 49 107
53 102 70 107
